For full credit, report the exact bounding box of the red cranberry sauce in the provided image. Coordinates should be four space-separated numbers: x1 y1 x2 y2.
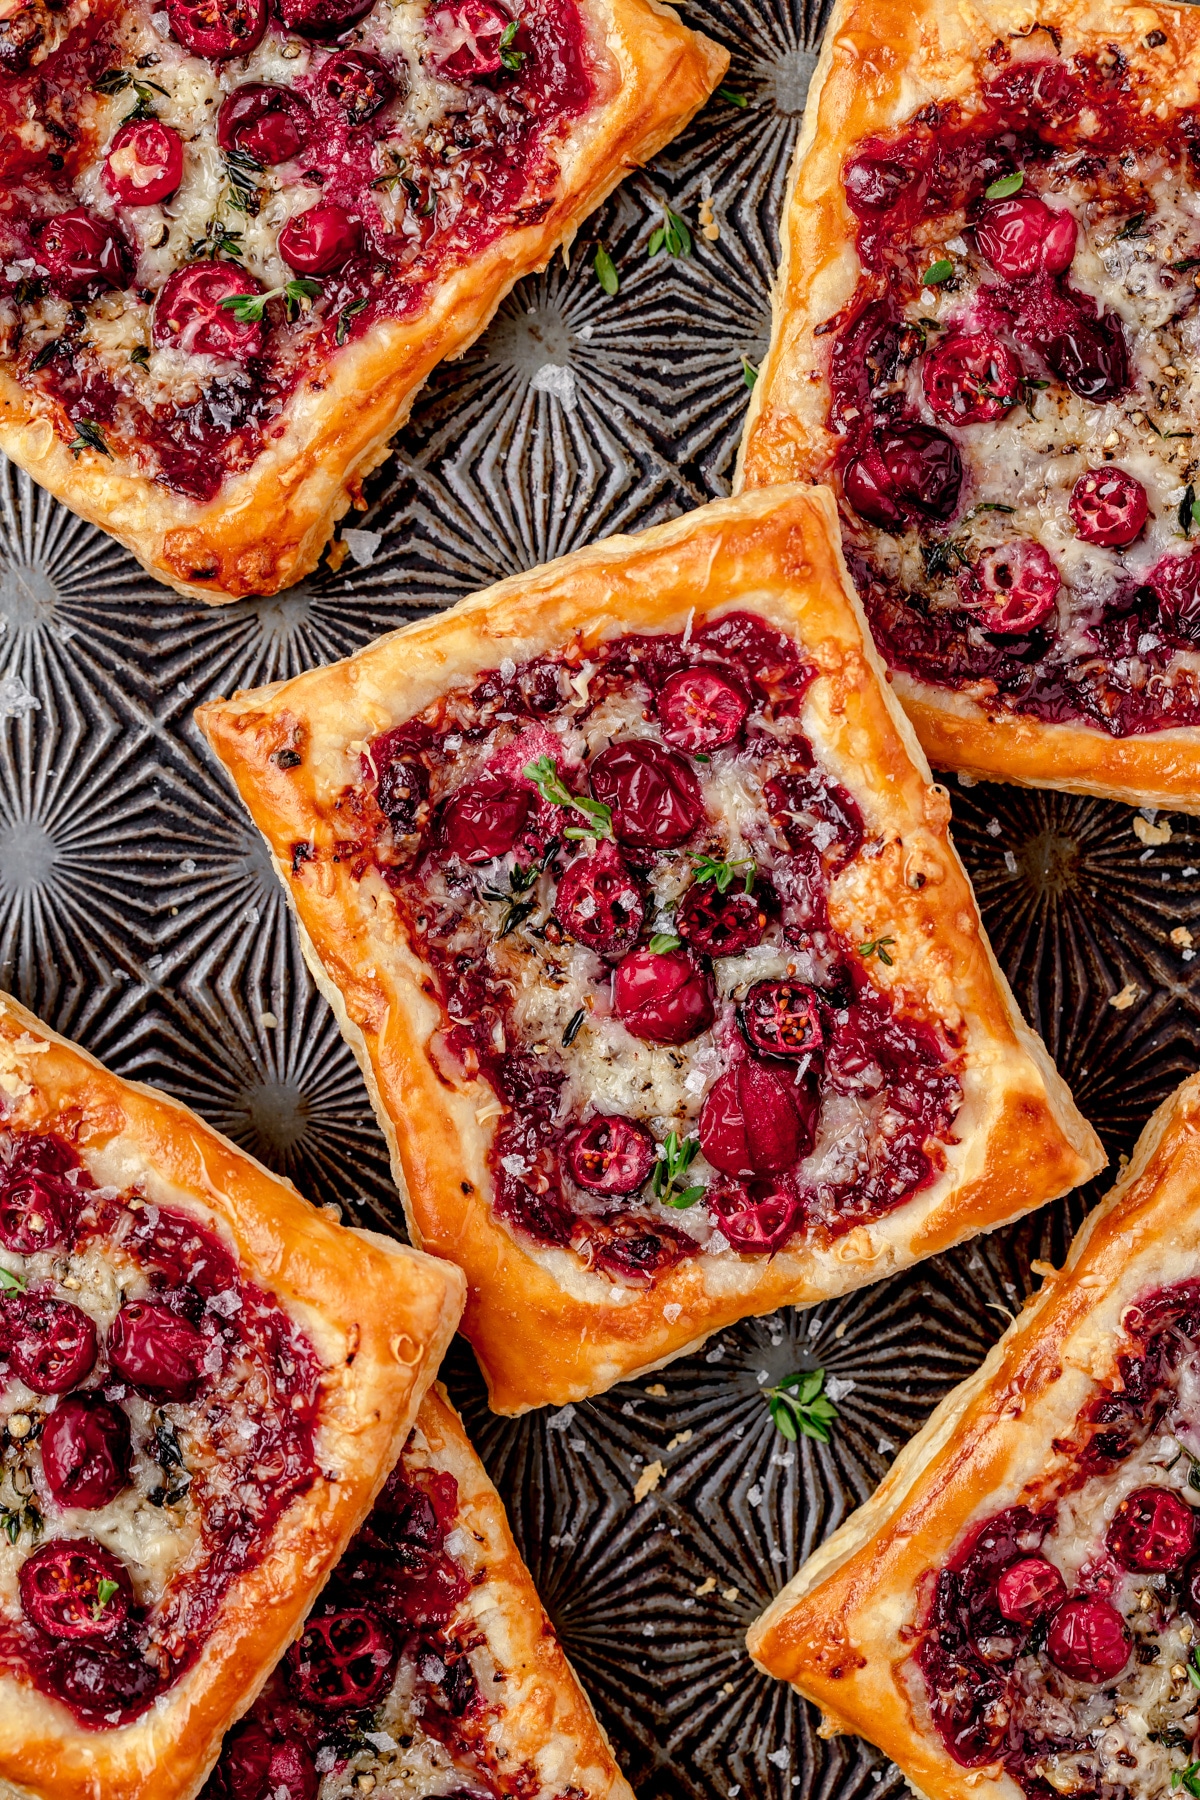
0 0 594 504
0 1126 322 1729
337 612 961 1280
827 46 1200 738
917 1280 1200 1797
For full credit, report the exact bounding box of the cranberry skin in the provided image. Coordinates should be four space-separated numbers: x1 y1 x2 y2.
108 1300 206 1401
957 540 1060 634
566 1116 657 1197
41 1394 132 1510
0 1175 69 1253
278 204 360 275
554 842 643 957
104 120 184 207
38 210 130 299
612 948 715 1045
741 980 823 1060
879 426 963 521
843 153 919 217
1046 315 1129 403
266 1744 318 1800
441 778 531 864
20 1538 133 1642
655 667 751 752
676 881 767 957
7 1295 97 1394
273 0 375 38
995 1556 1066 1625
1149 547 1200 643
1045 1596 1131 1684
843 445 904 530
707 1178 800 1252
319 49 396 123
922 333 1023 426
1106 1486 1196 1572
166 0 267 58
974 194 1078 278
1068 468 1148 549
153 263 265 361
211 1722 274 1800
589 742 704 849
698 1059 814 1175
427 0 508 76
217 85 312 165
288 1609 394 1710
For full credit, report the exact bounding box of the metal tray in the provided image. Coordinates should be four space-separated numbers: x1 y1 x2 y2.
2 0 1198 1791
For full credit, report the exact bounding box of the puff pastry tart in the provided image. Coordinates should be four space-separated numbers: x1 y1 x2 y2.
0 991 465 1800
0 0 724 603
202 1382 633 1800
196 485 1102 1411
739 0 1200 811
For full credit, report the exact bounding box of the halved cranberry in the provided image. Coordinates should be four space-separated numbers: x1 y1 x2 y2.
217 85 312 165
377 750 429 835
108 1299 205 1401
1045 1596 1131 1683
676 880 767 957
152 263 265 361
589 742 704 848
844 427 962 529
264 1744 318 1800
319 48 397 123
37 209 130 298
1068 468 1148 549
566 1116 656 1196
8 1295 97 1393
655 667 750 752
20 1538 133 1641
922 333 1022 426
842 446 903 530
843 152 920 216
554 842 643 956
288 1609 394 1710
974 193 1078 277
105 121 184 207
41 1394 132 1509
427 0 509 76
741 980 823 1060
707 1178 800 1251
279 204 360 275
0 1175 69 1253
957 540 1059 634
996 1555 1066 1625
699 1059 815 1175
273 0 376 38
612 948 714 1045
1046 314 1129 403
166 0 267 57
210 1721 274 1800
1149 546 1200 642
1106 1487 1196 1571
441 777 531 864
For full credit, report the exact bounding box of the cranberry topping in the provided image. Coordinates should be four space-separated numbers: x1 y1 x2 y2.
741 980 823 1060
1046 311 1130 404
843 146 923 218
655 667 750 752
843 426 963 529
37 210 130 299
922 333 1022 426
0 1161 75 1253
566 1115 656 1197
554 842 643 956
152 263 265 361
1148 547 1200 644
6 1294 97 1393
1105 1485 1196 1571
209 1721 274 1800
1044 1596 1131 1684
217 85 312 166
707 1178 800 1252
699 1060 815 1175
278 205 360 275
956 540 1060 635
589 741 704 848
973 193 1078 277
166 0 267 57
994 1556 1066 1625
108 1299 206 1400
676 879 767 956
427 0 510 77
612 948 715 1045
287 1610 394 1710
1068 468 1148 549
20 1539 133 1642
104 121 185 207
40 1394 133 1510
441 776 532 864
690 609 808 685
318 48 397 123
273 0 376 38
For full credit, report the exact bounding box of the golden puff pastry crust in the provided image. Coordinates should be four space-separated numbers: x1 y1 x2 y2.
196 485 1102 1413
0 991 465 1800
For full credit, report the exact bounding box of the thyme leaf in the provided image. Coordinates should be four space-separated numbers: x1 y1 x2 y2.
984 170 1024 200
1116 211 1147 240
648 932 681 954
92 1577 120 1618
765 1368 839 1444
68 418 112 459
647 206 691 260
0 1268 28 1294
562 1008 586 1047
220 277 322 324
741 355 758 389
921 258 953 286
593 242 619 295
859 935 896 966
717 85 747 107
651 1130 703 1209
523 755 613 839
498 18 525 69
336 297 370 345
691 851 755 895
1181 483 1197 538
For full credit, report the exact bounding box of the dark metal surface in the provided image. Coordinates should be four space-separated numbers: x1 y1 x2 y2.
3 0 1199 1791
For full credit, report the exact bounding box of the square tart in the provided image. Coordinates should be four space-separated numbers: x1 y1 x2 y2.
196 483 1102 1414
748 1071 1200 1800
738 0 1200 812
0 991 465 1800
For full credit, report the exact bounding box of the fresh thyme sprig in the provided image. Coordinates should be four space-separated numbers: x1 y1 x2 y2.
483 858 548 938
691 851 755 895
223 145 263 216
765 1369 839 1444
220 278 322 324
648 206 692 259
0 1501 41 1546
651 1130 704 1209
498 18 525 69
68 419 112 459
1172 1764 1200 1797
96 68 169 120
92 1577 120 1620
741 356 758 389
858 935 896 966
336 298 370 345
188 219 244 262
0 1268 28 1295
523 756 613 840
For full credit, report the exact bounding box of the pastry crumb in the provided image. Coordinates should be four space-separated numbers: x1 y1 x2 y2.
633 1459 666 1501
722 1586 740 1602
694 1576 717 1596
1171 926 1194 948
645 1383 667 1397
667 1429 693 1451
1109 982 1140 1011
1133 815 1172 846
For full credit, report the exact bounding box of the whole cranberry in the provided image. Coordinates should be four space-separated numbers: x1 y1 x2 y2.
1045 1596 1131 1683
279 205 360 275
288 1609 394 1710
996 1555 1066 1625
108 1299 206 1401
554 842 643 956
441 777 531 863
699 1059 815 1175
843 152 920 217
1046 315 1129 403
1149 547 1200 643
40 1394 132 1509
318 48 397 123
265 1743 318 1800
613 948 714 1045
878 425 963 521
655 667 750 752
842 445 903 530
589 742 704 849
8 1295 97 1394
166 0 267 57
740 980 823 1060
676 879 767 957
0 1175 70 1253
20 1538 133 1642
217 85 312 165
566 1116 656 1196
376 749 429 835
426 0 510 76
152 263 265 361
1068 467 1148 549
973 193 1078 277
957 540 1060 634
707 1178 801 1252
272 0 376 38
1106 1486 1196 1571
922 332 1023 426
37 209 131 299
105 120 184 207
210 1721 274 1800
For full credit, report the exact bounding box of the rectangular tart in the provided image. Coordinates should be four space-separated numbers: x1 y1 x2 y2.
0 990 465 1800
196 484 1103 1414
